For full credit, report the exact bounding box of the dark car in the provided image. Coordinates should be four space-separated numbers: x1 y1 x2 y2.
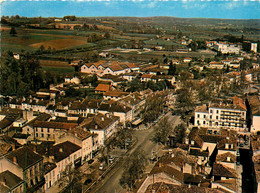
84 178 92 185
87 159 94 164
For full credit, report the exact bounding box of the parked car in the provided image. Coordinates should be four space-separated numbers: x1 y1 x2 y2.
239 143 244 147
109 157 115 163
87 159 94 164
99 163 104 170
84 178 92 185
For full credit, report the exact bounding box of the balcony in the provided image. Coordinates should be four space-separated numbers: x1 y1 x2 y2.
27 178 45 193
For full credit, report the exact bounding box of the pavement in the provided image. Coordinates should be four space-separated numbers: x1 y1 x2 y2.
90 114 181 193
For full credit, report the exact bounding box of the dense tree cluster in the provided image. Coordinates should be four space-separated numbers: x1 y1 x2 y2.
120 150 147 189
141 91 168 123
152 117 172 145
127 78 173 93
0 51 48 96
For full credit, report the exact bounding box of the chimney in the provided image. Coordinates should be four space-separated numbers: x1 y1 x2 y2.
23 110 27 121
33 146 37 152
59 148 63 153
101 117 104 121
95 125 98 129
191 140 195 146
158 162 162 167
11 143 15 151
13 156 17 164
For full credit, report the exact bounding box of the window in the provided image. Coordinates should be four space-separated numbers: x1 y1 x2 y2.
197 114 200 118
41 128 43 132
216 116 218 120
42 134 44 138
204 115 206 118
36 133 38 137
203 121 206 124
210 110 213 113
47 128 50 133
210 115 212 119
197 120 200 125
216 110 219 114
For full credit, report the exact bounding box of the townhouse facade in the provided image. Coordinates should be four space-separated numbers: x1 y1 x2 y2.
0 146 45 193
195 104 247 132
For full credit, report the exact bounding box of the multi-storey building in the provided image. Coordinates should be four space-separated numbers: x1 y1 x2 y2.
0 146 45 193
213 42 241 54
195 103 247 132
33 121 78 141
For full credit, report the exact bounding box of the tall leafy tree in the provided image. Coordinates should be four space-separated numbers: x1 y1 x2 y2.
0 51 46 96
141 91 168 123
9 27 17 36
168 61 176 75
120 150 147 189
152 117 172 145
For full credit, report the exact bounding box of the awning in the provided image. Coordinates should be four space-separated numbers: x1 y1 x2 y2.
132 118 144 126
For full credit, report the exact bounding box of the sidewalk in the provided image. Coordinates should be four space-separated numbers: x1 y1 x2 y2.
45 157 100 193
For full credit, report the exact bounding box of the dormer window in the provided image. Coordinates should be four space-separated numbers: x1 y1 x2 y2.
227 156 231 162
225 143 229 149
191 140 195 146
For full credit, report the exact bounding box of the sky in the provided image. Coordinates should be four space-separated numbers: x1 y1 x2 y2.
1 0 260 19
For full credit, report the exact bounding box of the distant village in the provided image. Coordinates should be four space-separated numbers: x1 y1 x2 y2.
1 36 260 193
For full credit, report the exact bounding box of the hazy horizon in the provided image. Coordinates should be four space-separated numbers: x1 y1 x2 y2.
1 0 260 20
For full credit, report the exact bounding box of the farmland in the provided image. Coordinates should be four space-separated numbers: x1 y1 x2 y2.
1 16 259 73
30 39 88 50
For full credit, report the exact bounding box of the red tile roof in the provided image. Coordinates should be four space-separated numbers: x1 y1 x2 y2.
95 84 111 92
141 74 153 78
212 163 238 178
108 64 124 72
33 121 77 130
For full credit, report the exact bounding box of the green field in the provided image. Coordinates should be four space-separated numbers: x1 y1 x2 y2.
41 66 74 73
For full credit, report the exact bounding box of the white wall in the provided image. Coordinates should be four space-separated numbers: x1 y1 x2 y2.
251 116 260 134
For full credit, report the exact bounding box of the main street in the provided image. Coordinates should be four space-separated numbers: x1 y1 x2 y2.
89 114 181 193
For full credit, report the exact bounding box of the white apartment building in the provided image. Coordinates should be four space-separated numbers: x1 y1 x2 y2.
195 104 247 132
213 42 241 54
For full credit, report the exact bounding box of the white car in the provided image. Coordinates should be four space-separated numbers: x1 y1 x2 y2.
99 163 104 170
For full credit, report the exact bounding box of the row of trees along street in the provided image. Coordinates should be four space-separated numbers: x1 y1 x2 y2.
152 117 186 147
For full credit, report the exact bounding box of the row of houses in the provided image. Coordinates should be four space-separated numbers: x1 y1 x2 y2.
0 84 157 192
137 126 243 193
80 60 140 76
